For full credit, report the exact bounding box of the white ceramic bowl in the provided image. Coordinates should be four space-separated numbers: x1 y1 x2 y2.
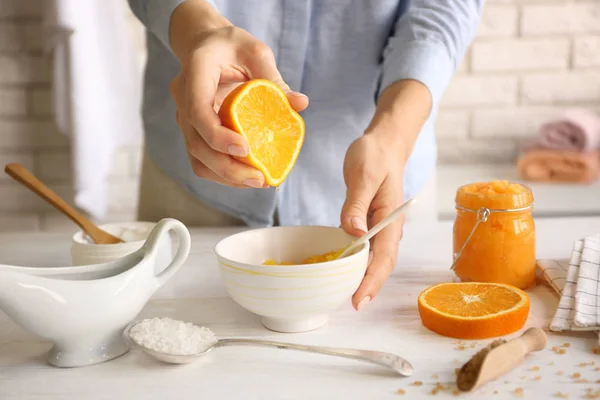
214 226 369 333
71 221 173 268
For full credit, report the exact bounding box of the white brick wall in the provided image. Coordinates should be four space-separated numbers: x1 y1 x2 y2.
521 3 600 36
0 0 142 232
574 36 600 67
471 38 570 71
438 0 600 164
0 0 598 232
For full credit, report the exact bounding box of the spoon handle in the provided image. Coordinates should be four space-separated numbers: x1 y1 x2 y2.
216 338 413 376
4 163 91 231
4 163 123 244
337 197 417 259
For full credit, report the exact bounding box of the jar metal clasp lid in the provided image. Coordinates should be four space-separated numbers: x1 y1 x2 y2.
449 204 533 271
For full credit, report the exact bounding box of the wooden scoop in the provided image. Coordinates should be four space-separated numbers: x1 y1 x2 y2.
4 163 124 244
456 327 548 392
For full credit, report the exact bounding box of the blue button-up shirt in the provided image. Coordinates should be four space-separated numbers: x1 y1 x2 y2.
128 0 483 227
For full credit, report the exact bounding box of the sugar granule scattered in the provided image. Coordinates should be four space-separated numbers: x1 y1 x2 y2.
430 383 449 396
583 389 600 399
411 381 423 387
129 317 218 356
554 392 569 398
396 389 405 395
572 372 581 379
529 366 540 371
533 376 541 381
514 387 524 397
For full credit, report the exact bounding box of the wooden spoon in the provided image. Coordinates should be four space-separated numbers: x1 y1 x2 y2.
4 163 124 244
456 327 548 392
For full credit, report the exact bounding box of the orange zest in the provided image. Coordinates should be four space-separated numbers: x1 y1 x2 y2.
417 282 530 339
218 79 305 186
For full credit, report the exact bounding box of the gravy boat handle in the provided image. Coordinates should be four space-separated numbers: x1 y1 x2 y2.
142 218 192 287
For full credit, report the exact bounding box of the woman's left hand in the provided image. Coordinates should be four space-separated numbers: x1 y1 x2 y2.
340 79 432 311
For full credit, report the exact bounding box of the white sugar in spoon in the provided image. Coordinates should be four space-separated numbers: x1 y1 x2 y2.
335 197 417 260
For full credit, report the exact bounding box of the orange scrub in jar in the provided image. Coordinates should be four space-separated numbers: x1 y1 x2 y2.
452 180 536 290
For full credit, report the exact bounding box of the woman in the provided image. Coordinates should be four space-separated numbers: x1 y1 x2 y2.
127 0 483 311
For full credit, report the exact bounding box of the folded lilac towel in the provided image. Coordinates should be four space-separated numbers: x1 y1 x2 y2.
538 108 600 152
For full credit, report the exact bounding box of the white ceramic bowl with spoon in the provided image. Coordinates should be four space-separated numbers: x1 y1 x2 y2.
214 225 370 333
71 221 174 267
214 199 416 334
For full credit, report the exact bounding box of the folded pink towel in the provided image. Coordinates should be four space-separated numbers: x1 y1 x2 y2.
537 108 600 152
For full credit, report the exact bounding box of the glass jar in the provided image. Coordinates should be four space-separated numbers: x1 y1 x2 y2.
452 180 536 290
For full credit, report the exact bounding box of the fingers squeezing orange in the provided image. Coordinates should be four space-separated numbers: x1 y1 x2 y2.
218 79 305 187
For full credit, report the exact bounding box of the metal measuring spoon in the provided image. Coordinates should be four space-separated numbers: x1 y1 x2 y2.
123 319 413 376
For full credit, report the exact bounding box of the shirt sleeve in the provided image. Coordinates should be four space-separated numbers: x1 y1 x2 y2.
378 0 484 107
127 0 218 51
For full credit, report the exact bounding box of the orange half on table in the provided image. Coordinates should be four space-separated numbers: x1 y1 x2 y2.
417 282 530 340
218 79 306 187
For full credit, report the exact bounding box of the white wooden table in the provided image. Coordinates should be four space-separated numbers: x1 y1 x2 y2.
1 218 599 400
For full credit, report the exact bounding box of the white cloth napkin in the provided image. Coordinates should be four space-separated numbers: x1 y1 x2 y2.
537 234 600 344
42 0 144 220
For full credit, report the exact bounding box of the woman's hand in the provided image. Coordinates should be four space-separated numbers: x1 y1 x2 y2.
341 79 432 311
168 0 308 188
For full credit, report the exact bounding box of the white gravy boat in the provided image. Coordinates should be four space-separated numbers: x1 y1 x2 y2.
0 218 191 368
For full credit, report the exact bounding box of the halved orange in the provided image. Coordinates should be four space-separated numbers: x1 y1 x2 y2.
218 79 305 186
417 282 530 339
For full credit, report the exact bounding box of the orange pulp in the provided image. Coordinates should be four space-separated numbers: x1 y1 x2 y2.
263 247 346 265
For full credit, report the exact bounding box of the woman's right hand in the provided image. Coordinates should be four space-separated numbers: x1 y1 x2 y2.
168 0 309 188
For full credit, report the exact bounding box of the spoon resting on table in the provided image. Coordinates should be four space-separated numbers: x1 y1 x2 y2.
4 163 124 244
335 197 417 260
124 319 414 376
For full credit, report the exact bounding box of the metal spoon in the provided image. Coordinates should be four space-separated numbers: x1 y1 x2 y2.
123 320 413 376
336 197 417 259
